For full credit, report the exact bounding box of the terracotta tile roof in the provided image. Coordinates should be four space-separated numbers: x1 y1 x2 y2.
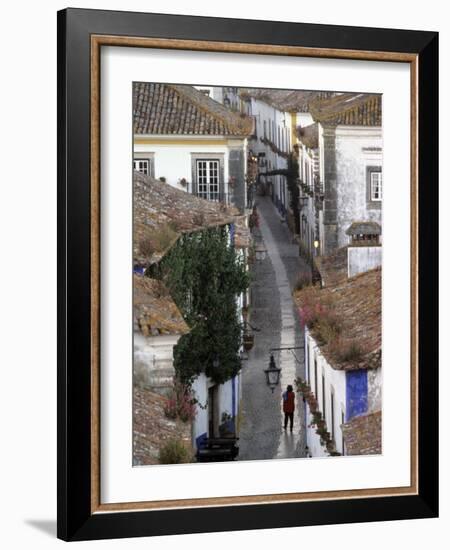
341 410 382 455
314 247 348 287
296 123 319 149
134 274 189 337
133 82 254 136
240 89 335 113
133 385 192 465
309 93 382 126
294 267 381 370
134 171 250 266
346 221 382 235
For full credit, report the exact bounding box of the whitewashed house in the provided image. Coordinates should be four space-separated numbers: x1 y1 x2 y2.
133 171 250 456
238 90 292 216
296 264 382 457
307 93 383 256
134 275 190 395
295 123 321 259
133 83 253 211
199 87 335 226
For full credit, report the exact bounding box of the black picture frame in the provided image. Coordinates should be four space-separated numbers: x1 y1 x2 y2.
57 8 438 541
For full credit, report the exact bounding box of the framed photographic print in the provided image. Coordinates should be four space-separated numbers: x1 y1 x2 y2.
57 8 439 541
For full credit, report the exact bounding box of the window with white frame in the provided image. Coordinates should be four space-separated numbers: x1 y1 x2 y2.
133 158 151 175
133 154 155 177
196 159 220 201
370 171 382 201
366 166 382 208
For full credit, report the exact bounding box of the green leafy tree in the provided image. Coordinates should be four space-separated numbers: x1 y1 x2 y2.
148 225 249 384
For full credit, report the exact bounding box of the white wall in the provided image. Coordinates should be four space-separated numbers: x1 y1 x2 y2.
191 373 209 444
348 246 382 277
368 367 382 412
134 140 232 193
133 332 180 393
2 2 448 550
218 377 234 419
191 373 238 447
305 405 329 457
305 330 347 455
296 112 314 128
334 126 383 248
298 142 317 253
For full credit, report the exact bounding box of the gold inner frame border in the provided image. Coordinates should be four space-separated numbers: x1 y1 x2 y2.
90 34 419 514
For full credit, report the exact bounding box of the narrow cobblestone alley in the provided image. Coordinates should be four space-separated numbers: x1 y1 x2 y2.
239 196 311 461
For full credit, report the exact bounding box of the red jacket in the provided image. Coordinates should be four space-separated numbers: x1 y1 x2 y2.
282 391 295 413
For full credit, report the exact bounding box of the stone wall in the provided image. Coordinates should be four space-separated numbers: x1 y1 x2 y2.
322 126 339 255
228 147 246 211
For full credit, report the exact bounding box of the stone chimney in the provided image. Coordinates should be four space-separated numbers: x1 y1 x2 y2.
346 222 382 278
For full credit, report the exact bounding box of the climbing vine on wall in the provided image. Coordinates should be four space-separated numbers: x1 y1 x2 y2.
286 153 300 233
148 225 250 385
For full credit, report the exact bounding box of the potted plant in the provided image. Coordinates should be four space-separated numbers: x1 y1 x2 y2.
316 419 326 430
308 396 318 413
219 412 235 437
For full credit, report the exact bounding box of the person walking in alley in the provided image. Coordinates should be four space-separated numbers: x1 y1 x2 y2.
282 385 295 432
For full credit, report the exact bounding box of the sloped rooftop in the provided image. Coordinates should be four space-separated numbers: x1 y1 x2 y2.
240 88 335 113
309 93 382 126
314 246 348 287
134 171 250 267
341 410 382 455
133 82 254 136
294 267 381 371
346 221 382 236
134 274 189 337
133 385 192 466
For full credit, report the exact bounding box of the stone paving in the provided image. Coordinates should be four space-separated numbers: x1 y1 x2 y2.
239 196 311 461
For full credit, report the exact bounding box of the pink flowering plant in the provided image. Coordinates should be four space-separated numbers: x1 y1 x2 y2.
297 289 341 345
163 380 197 423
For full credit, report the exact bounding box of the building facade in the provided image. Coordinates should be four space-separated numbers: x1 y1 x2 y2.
306 93 383 257
133 83 253 211
295 123 321 259
296 265 382 457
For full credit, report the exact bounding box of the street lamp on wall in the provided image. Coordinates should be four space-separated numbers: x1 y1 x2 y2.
264 354 281 393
